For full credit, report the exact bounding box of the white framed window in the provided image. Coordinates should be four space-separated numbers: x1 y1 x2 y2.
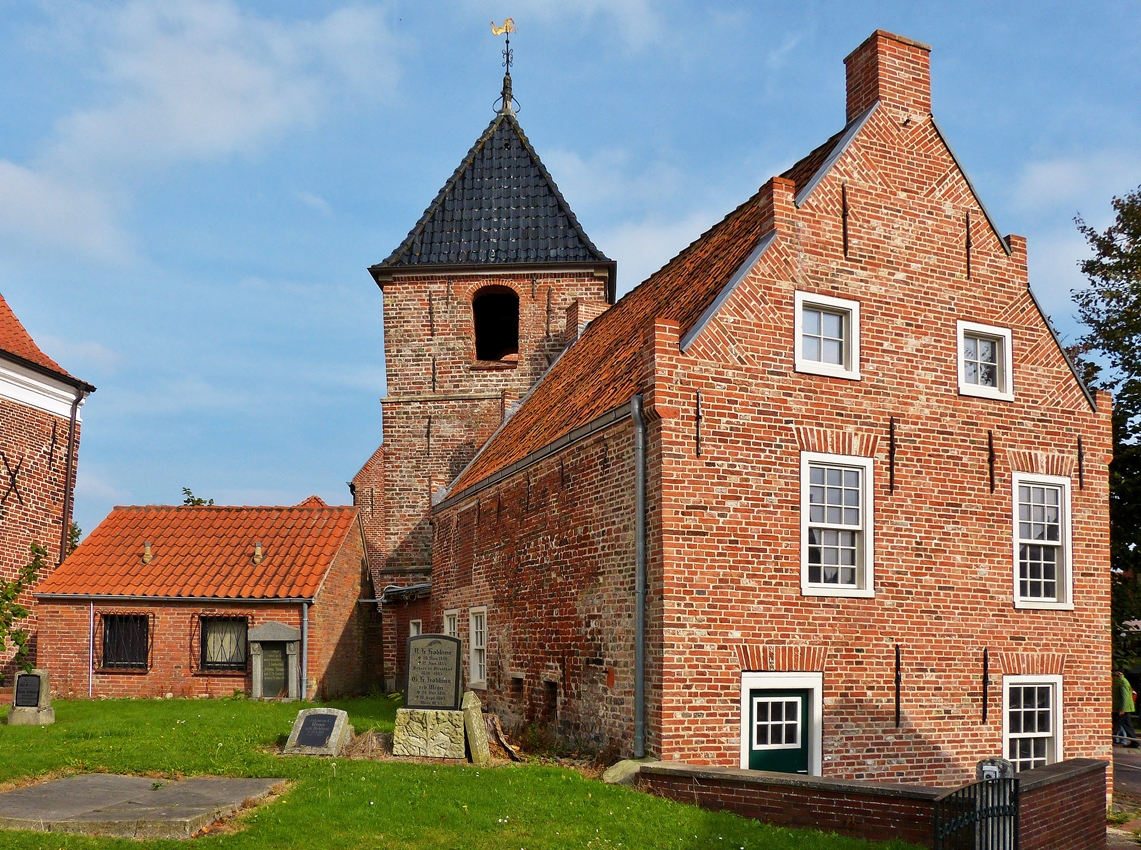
443 610 459 639
800 452 875 597
794 291 861 380
409 619 422 637
469 607 487 688
1011 473 1073 610
739 672 823 775
957 320 1014 401
1003 675 1062 772
751 695 803 749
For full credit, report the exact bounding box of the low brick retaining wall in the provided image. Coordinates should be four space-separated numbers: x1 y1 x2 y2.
636 758 1107 848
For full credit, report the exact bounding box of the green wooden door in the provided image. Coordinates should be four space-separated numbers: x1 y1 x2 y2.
747 689 810 774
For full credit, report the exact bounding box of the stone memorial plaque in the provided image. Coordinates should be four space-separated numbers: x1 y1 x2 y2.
296 713 336 748
283 708 350 756
405 635 462 710
14 674 41 708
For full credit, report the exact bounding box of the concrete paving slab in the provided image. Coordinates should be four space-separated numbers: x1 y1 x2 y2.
0 774 283 839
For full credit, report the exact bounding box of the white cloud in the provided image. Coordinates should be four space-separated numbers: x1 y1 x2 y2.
37 334 122 373
0 161 131 261
0 1 400 260
294 191 333 216
1013 150 1141 214
604 211 720 296
544 147 684 215
474 0 663 49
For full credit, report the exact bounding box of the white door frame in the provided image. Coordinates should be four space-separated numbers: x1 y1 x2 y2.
740 671 823 775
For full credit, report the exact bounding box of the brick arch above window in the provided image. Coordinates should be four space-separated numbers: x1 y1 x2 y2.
1005 449 1075 478
794 426 879 458
735 644 829 673
997 652 1066 677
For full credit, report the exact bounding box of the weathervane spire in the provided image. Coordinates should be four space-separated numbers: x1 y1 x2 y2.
491 18 517 114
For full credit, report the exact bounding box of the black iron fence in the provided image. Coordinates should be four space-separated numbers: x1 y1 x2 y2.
933 777 1019 849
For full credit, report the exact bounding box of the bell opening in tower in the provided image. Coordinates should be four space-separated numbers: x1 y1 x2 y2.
472 286 520 362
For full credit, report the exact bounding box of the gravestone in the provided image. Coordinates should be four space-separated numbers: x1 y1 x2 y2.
392 634 467 758
976 756 1015 781
462 691 491 766
283 708 350 756
7 668 54 725
405 635 462 710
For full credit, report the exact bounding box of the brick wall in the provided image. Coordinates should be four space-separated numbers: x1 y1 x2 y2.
0 395 79 680
431 423 638 749
638 759 1107 849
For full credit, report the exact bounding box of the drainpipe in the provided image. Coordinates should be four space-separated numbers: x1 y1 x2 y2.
632 394 647 758
88 601 94 697
301 602 309 701
59 390 87 565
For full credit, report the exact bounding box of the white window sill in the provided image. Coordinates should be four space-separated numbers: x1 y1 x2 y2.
468 680 488 690
795 361 861 381
801 585 875 599
1013 600 1074 612
959 384 1014 402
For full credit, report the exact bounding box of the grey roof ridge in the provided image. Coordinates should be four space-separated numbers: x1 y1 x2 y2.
1025 284 1098 412
928 114 1012 256
431 337 576 509
371 110 611 273
680 230 777 353
794 101 878 208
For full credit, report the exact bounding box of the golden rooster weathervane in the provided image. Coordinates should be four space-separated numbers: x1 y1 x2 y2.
491 18 518 114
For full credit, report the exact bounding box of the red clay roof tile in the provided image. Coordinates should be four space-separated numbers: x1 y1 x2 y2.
35 503 361 600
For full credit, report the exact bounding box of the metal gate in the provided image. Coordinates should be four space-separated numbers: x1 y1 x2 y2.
933 777 1019 849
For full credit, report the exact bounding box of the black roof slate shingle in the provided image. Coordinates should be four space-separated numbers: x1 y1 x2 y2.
370 100 612 282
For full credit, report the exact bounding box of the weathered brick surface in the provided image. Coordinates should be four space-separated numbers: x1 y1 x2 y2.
37 522 379 699
1019 761 1107 850
354 268 610 688
0 395 80 680
427 30 1113 792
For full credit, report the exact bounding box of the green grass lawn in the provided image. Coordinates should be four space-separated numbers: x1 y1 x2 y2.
0 698 920 850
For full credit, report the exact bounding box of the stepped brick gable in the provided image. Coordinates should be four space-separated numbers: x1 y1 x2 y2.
426 31 1113 792
0 292 94 680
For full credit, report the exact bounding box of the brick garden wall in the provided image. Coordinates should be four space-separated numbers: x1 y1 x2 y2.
0 394 79 680
638 758 1107 849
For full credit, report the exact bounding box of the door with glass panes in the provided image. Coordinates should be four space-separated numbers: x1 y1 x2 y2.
748 689 810 774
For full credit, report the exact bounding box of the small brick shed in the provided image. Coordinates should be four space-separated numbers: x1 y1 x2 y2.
35 497 381 700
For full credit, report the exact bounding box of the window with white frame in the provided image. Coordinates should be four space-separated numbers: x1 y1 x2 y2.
443 610 459 639
1004 676 1062 772
752 695 802 749
794 291 861 380
409 619 422 637
469 607 487 687
957 320 1013 401
800 452 874 597
1012 473 1072 609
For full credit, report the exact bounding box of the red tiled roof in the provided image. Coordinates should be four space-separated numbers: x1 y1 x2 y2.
447 130 843 497
35 502 362 600
0 292 83 384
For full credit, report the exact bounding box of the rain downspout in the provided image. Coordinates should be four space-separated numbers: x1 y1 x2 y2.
632 394 647 758
88 601 94 697
59 390 87 564
301 603 309 700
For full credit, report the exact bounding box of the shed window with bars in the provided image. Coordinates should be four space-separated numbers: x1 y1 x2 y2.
102 614 150 670
201 617 248 672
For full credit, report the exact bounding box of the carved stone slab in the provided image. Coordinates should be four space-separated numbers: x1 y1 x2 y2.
392 708 465 759
8 669 53 726
405 635 462 710
283 708 350 756
462 692 491 766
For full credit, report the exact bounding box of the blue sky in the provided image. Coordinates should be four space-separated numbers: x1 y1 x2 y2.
1 1 1139 537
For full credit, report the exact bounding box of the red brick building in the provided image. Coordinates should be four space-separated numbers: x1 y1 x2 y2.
34 497 379 700
421 31 1112 788
351 68 614 690
0 292 93 680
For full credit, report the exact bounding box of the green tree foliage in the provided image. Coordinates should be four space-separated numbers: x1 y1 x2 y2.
1073 185 1141 667
182 487 214 506
68 521 82 554
0 542 47 680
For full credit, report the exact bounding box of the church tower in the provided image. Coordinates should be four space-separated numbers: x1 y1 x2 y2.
352 46 614 675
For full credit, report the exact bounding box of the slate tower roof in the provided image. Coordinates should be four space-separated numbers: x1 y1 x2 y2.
369 74 614 296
